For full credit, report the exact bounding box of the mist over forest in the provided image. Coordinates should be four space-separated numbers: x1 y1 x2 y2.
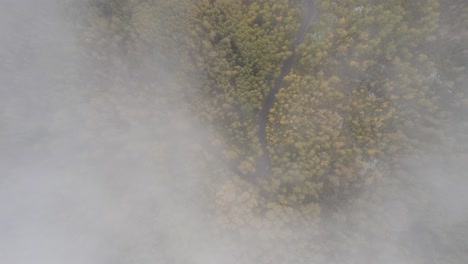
1 0 467 263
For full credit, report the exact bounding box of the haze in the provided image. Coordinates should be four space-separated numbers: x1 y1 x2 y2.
1 1 467 263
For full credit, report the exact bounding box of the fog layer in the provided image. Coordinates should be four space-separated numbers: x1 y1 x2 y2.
1 1 467 264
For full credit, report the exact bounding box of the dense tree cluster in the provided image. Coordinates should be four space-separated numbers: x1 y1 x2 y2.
65 0 467 262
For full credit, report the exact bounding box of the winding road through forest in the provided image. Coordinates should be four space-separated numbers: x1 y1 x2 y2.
255 0 318 179
195 0 319 181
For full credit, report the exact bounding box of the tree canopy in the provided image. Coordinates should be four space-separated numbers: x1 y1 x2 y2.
66 0 467 262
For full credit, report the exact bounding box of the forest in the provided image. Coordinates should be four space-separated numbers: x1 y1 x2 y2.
2 0 466 263
64 0 466 262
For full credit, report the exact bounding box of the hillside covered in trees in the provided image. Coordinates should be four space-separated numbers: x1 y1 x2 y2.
53 0 468 262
